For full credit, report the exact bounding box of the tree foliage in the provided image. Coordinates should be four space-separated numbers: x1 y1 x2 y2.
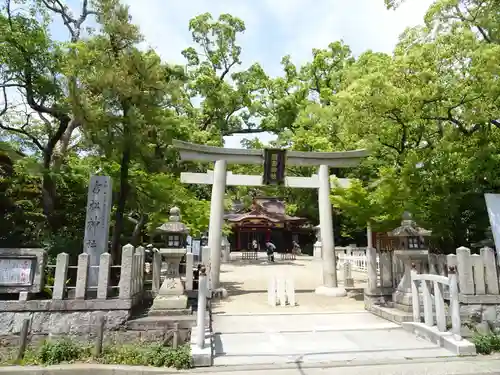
1 0 499 256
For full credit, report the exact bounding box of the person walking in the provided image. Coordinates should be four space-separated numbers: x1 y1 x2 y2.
292 240 301 255
265 241 276 262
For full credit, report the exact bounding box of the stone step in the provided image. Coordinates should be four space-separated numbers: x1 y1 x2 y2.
127 315 199 330
212 328 458 366
213 311 399 334
369 305 414 324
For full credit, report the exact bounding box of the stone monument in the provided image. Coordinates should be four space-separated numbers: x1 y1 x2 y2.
83 175 112 289
149 207 190 315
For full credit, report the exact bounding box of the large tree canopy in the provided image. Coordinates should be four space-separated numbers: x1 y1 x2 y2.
1 0 498 256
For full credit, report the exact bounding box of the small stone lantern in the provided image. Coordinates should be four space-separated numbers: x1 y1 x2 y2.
389 212 432 311
149 207 190 315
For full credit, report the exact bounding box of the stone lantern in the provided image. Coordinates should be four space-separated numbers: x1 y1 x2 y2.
149 207 190 315
389 212 431 311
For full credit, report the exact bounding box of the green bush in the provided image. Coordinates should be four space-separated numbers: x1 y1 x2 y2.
22 339 90 365
472 332 500 355
17 339 191 369
99 343 191 369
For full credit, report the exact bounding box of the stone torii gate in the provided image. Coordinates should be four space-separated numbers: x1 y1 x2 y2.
173 140 368 297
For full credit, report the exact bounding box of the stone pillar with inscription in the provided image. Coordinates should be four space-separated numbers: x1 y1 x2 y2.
83 175 112 290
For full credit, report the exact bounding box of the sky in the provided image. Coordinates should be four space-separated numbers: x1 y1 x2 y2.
54 0 434 148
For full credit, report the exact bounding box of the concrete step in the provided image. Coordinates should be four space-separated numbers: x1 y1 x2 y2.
213 328 457 366
127 314 198 330
212 311 400 333
211 311 459 366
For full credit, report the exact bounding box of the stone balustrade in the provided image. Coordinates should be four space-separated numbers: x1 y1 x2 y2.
410 263 461 338
47 244 145 302
337 253 380 274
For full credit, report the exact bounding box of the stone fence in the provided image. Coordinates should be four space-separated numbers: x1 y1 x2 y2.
407 247 500 337
337 253 380 273
45 244 145 302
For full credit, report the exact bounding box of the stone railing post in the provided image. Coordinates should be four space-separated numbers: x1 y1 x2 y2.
185 253 194 291
456 246 474 294
481 247 499 294
136 246 145 293
196 267 208 349
286 278 296 306
343 262 354 287
75 253 89 299
152 249 162 294
410 267 420 322
434 279 446 332
366 247 378 293
53 253 69 300
119 244 134 299
421 278 433 326
97 253 111 299
448 263 462 340
380 251 393 288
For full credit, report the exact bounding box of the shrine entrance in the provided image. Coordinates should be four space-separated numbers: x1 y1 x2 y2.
173 140 368 298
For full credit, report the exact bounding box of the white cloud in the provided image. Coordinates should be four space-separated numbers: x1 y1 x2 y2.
121 0 434 148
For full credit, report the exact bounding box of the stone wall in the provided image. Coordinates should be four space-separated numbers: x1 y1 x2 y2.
460 304 500 336
0 299 192 348
0 309 191 347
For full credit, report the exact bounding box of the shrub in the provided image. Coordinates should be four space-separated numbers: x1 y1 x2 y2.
100 343 191 369
472 332 500 355
22 339 90 365
17 339 191 369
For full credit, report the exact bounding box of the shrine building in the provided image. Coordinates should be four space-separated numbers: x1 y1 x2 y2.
224 197 313 252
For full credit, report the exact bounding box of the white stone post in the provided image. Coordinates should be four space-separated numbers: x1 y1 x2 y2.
380 251 393 288
366 221 378 293
343 262 354 287
315 165 346 297
196 267 208 349
286 278 296 306
448 260 462 340
207 160 227 290
97 253 110 299
75 253 89 299
53 253 69 300
456 246 474 294
186 252 194 291
152 250 162 294
118 244 134 299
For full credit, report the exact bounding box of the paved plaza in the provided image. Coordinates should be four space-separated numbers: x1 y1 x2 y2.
210 254 462 367
212 254 367 314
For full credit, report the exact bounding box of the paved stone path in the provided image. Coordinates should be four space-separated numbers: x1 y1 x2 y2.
210 254 460 367
213 254 367 314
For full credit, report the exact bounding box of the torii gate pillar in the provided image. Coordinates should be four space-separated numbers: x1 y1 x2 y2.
173 140 369 297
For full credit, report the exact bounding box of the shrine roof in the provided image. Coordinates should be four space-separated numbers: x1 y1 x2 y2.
224 197 307 223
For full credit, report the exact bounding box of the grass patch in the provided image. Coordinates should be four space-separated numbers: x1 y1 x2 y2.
6 339 191 369
472 332 500 355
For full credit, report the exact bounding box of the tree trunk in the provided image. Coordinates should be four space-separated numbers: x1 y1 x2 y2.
110 142 132 263
131 214 148 246
41 149 58 231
